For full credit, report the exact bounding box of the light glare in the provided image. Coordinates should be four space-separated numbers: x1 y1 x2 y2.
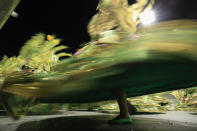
140 10 155 25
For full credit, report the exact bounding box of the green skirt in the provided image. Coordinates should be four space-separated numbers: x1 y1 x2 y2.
2 20 197 104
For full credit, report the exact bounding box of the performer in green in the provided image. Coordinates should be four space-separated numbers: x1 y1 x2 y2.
86 0 154 124
1 0 197 124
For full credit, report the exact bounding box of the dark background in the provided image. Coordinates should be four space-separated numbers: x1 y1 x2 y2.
0 0 197 58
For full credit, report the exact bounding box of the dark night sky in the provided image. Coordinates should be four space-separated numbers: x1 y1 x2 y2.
0 0 197 58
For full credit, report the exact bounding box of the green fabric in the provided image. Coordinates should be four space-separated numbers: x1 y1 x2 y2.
2 20 197 104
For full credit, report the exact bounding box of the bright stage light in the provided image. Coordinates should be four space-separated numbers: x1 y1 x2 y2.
139 10 156 25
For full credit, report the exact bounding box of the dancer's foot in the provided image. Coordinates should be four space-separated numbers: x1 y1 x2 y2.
108 115 132 124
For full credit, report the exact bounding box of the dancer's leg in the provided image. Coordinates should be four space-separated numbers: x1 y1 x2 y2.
109 88 132 124
113 88 130 118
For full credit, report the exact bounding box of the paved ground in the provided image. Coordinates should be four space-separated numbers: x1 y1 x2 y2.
0 111 196 131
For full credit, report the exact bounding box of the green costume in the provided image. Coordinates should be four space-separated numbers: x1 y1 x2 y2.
1 0 197 119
